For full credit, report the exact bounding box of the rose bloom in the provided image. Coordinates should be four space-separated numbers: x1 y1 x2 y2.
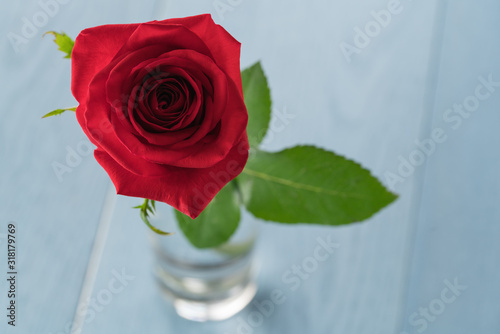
72 14 249 218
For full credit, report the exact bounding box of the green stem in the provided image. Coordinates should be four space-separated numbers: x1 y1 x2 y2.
134 199 172 236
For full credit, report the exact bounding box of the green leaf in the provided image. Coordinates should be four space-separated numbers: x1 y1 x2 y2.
134 199 172 235
44 31 74 58
241 62 272 148
175 182 241 249
237 146 397 225
41 107 76 119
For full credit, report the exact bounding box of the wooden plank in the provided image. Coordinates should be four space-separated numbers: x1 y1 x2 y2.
401 1 500 333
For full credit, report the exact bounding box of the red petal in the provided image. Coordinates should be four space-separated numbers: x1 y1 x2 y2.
71 24 140 103
94 135 249 218
158 14 243 94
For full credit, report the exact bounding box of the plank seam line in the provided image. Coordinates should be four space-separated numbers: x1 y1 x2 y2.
70 184 116 334
395 0 451 333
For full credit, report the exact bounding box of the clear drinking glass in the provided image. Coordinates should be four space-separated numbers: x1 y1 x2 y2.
149 204 260 322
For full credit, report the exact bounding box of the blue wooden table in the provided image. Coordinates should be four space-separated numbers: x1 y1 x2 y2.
1 0 499 333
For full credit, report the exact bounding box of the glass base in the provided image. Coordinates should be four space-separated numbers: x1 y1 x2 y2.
155 266 258 322
150 205 260 322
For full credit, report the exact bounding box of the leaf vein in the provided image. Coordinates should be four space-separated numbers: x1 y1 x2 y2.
242 168 365 199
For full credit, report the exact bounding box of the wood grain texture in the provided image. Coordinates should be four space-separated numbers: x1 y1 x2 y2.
2 0 499 333
401 1 500 333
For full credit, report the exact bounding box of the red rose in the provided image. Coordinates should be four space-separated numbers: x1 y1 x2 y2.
71 14 249 218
